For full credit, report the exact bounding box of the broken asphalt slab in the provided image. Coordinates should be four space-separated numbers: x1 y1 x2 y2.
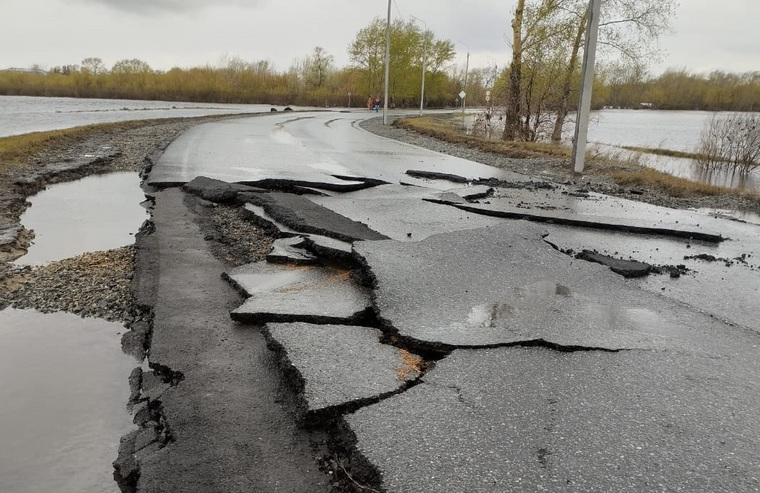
225 261 372 325
540 224 760 332
263 322 421 421
433 199 724 243
240 190 389 242
573 249 652 278
353 221 743 351
309 184 503 242
239 175 389 193
347 345 760 493
181 175 264 204
266 236 319 265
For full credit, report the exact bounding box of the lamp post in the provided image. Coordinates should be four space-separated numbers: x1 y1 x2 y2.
411 15 427 116
457 40 470 114
382 0 391 125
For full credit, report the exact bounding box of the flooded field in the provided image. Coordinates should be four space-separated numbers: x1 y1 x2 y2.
0 95 277 138
468 108 760 193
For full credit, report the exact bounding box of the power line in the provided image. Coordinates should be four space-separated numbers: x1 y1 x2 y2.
392 0 403 20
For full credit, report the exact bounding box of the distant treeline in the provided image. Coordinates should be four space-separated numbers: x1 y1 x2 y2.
0 62 352 107
599 68 760 111
2 61 759 112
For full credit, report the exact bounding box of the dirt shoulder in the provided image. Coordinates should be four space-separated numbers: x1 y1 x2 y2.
360 116 760 214
0 114 274 318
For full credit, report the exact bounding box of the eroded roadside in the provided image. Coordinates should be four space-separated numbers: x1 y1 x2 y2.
0 115 260 314
0 113 388 493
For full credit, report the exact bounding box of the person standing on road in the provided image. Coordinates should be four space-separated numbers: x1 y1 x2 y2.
367 97 373 110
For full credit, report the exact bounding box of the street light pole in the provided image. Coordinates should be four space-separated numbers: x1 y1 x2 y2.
572 0 602 173
382 0 391 125
457 41 470 114
411 15 427 116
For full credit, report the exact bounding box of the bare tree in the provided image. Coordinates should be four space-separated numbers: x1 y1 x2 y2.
81 57 106 74
503 0 526 141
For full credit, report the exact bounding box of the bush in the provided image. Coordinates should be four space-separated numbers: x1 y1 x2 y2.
696 113 760 174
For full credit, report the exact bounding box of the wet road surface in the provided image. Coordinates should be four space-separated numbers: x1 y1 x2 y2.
139 110 760 492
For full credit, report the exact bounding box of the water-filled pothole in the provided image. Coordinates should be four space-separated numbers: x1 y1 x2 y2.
16 172 148 266
0 308 136 493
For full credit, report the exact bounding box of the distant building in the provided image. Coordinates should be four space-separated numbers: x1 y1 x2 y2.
1 67 47 75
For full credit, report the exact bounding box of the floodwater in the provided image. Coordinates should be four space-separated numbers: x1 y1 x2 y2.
16 172 149 265
3 171 149 491
470 108 760 193
0 95 281 138
0 308 136 493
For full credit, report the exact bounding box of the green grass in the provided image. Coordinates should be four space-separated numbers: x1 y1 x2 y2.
608 168 733 198
0 121 155 171
622 146 706 161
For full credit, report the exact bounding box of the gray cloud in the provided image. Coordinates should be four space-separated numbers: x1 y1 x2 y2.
67 0 260 15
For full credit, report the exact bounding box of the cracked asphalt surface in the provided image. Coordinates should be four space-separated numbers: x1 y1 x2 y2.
127 110 760 492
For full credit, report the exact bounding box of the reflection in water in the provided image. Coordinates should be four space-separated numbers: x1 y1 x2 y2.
467 302 514 328
642 153 760 194
16 172 148 266
579 303 666 338
466 282 571 329
270 129 302 146
0 308 135 493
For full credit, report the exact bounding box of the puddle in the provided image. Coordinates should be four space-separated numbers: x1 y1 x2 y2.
466 283 572 329
693 208 760 226
0 308 136 493
16 172 148 265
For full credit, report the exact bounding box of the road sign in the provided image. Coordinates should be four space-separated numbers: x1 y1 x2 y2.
459 90 466 99
485 90 491 102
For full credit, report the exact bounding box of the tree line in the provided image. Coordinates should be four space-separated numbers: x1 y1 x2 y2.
2 9 759 120
0 18 461 108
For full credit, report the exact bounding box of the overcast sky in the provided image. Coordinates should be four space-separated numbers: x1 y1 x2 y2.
2 0 759 76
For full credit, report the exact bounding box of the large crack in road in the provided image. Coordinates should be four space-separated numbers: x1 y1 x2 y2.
117 169 760 493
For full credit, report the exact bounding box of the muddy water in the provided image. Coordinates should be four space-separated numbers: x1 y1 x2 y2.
3 171 148 491
16 172 148 265
0 308 136 493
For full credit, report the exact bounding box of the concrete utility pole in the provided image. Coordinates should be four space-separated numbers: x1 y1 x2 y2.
458 41 470 115
383 0 391 125
571 0 602 173
411 15 427 116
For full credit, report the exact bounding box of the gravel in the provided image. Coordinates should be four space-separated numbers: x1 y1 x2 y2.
0 247 136 321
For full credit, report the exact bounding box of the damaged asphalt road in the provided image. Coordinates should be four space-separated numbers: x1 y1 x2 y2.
121 111 760 492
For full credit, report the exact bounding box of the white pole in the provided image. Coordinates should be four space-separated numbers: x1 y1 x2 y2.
457 41 470 115
383 0 391 125
411 15 427 116
572 0 601 173
463 51 470 114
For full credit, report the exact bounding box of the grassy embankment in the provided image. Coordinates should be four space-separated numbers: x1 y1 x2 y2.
0 114 248 173
0 121 153 172
395 114 754 200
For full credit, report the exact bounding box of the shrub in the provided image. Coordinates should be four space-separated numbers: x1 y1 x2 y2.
696 113 760 174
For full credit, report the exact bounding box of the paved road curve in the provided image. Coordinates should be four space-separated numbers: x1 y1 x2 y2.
139 110 760 492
